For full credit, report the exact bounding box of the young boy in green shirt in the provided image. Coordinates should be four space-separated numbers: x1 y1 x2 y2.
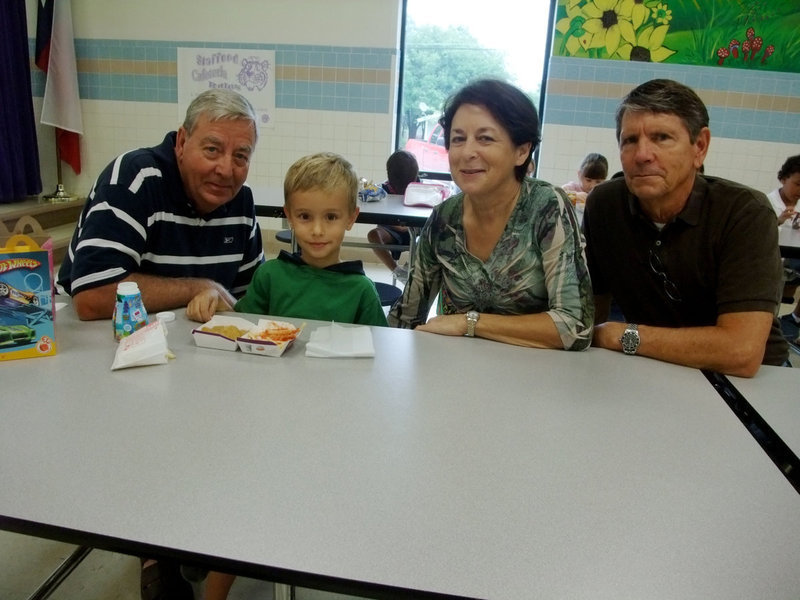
193 152 387 599
187 152 387 327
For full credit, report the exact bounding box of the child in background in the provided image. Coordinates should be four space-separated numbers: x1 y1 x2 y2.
770 155 800 328
187 152 387 328
561 152 608 205
366 150 420 284
768 154 800 227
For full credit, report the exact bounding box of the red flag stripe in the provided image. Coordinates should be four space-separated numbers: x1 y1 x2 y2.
35 0 54 72
38 0 83 176
56 129 81 175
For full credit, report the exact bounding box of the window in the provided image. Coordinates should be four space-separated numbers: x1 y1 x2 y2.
397 0 555 176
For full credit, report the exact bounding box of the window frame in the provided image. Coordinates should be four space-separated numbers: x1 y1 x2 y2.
393 0 557 178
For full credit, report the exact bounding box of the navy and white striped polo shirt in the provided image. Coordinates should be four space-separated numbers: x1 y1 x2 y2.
57 132 263 297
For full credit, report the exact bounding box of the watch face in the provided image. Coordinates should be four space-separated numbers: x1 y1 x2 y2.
621 327 640 355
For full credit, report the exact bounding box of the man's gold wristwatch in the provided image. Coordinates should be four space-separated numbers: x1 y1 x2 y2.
465 310 479 337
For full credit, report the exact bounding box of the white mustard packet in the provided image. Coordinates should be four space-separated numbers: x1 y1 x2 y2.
111 320 171 370
305 323 375 358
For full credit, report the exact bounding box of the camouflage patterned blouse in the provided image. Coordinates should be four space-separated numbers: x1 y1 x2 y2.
387 177 594 350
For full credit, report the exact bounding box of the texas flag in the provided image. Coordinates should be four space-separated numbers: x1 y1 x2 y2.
35 0 83 175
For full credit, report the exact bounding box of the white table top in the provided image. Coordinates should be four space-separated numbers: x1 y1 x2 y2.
729 365 800 456
2 306 800 599
251 186 432 228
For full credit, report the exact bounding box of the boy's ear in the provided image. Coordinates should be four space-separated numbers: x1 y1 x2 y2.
283 204 293 227
346 206 360 230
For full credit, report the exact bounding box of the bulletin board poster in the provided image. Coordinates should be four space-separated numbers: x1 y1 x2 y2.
177 48 275 128
553 0 800 73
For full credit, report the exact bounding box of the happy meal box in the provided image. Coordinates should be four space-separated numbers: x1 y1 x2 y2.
0 231 56 360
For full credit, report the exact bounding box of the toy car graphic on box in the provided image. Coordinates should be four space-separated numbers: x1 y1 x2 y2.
192 315 256 351
236 319 304 357
0 324 37 348
0 243 56 361
0 282 47 307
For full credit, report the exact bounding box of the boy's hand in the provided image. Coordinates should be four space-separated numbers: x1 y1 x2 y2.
186 285 235 322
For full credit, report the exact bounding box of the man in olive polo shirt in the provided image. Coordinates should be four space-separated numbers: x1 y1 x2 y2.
584 79 788 377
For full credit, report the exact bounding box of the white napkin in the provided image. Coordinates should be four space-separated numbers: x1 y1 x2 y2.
305 323 375 358
111 321 171 370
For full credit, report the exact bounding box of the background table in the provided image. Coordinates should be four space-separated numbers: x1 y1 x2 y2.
252 187 432 229
252 187 432 266
778 225 800 259
728 365 800 457
2 306 800 599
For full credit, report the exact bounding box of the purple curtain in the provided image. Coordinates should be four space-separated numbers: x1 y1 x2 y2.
0 1 42 203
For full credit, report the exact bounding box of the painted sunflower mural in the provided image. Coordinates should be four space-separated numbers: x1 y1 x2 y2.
553 0 800 73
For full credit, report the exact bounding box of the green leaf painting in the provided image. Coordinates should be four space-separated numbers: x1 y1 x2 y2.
553 0 800 73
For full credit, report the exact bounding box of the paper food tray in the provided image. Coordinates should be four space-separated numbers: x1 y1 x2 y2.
192 315 256 351
403 182 448 207
236 319 304 357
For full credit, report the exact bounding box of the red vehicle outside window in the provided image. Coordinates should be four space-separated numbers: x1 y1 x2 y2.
404 123 449 174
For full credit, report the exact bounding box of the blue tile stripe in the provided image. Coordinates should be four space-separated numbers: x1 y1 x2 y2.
545 56 800 144
29 39 395 114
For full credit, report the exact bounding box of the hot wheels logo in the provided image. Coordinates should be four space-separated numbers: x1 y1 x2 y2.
0 258 41 273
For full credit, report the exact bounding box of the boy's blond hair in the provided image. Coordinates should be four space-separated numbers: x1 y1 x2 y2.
284 152 359 212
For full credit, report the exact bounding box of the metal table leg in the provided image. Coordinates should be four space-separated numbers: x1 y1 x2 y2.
274 582 295 600
25 546 93 600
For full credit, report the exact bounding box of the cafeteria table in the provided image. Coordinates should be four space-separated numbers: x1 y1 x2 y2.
2 305 800 599
778 224 800 259
727 365 800 458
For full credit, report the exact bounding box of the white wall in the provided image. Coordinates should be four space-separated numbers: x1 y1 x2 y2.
68 0 396 46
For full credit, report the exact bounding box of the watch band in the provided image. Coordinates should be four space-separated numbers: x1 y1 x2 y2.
465 311 479 337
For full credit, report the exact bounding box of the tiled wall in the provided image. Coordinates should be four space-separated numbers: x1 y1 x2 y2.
539 56 800 194
31 40 394 112
30 38 397 200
